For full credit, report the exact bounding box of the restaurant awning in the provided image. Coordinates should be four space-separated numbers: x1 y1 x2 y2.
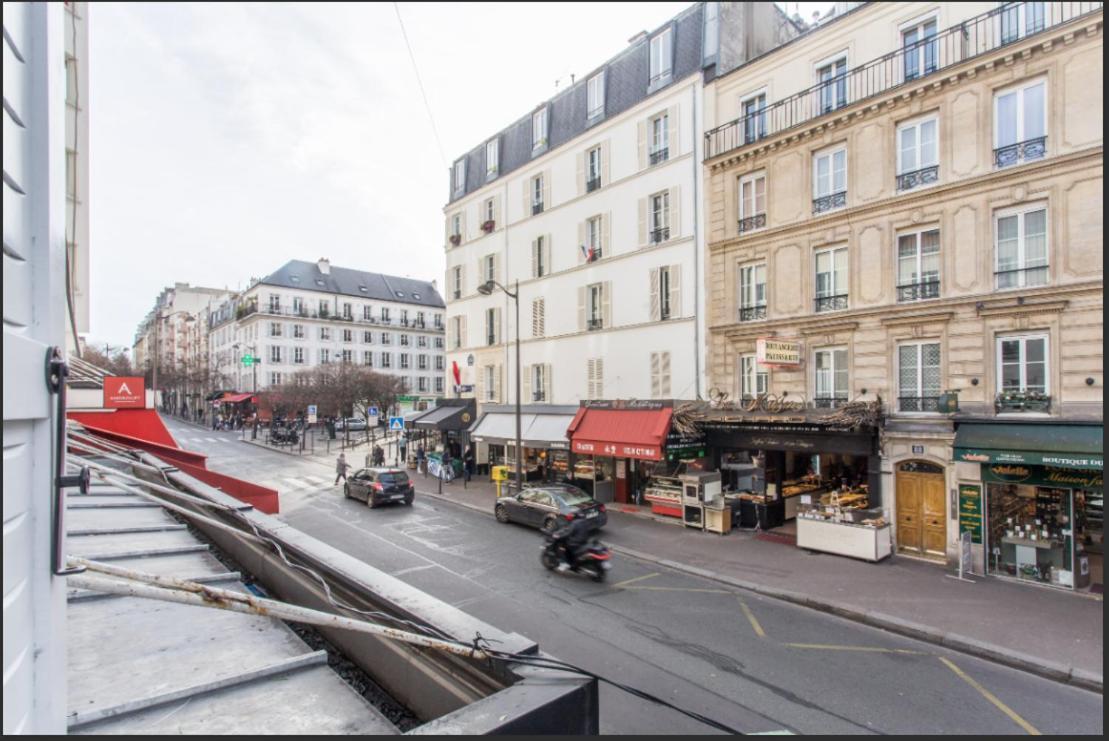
566 406 673 461
954 423 1103 470
221 392 256 404
470 412 537 444
524 414 575 449
413 403 475 431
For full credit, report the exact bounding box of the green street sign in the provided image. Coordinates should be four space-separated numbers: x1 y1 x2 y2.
241 355 255 366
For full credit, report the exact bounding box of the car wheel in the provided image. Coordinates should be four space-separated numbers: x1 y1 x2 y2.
343 484 350 499
404 497 414 506
541 515 559 534
495 504 510 523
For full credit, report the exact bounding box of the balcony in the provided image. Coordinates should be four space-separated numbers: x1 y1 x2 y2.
739 305 767 322
738 213 766 234
704 3 1101 160
897 280 940 303
586 177 601 193
813 191 847 214
896 165 939 191
650 226 670 244
486 334 497 347
587 318 604 332
994 136 1047 168
649 147 669 166
814 294 848 313
813 396 848 409
995 266 1048 289
898 396 940 413
996 390 1051 413
532 201 544 216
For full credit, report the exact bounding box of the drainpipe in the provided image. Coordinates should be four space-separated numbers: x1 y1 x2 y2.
691 83 703 399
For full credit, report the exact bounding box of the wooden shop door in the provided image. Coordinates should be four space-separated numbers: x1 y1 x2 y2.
614 459 629 504
896 461 946 561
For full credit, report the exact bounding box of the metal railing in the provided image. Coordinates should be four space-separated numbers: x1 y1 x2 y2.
649 147 669 166
898 396 940 413
244 306 442 332
897 280 941 302
705 3 1103 160
994 136 1047 168
995 266 1049 289
815 294 849 313
813 191 847 214
995 390 1051 413
532 201 544 215
650 227 670 244
738 213 767 233
587 318 604 331
896 165 939 191
813 396 849 409
739 305 767 322
586 177 601 193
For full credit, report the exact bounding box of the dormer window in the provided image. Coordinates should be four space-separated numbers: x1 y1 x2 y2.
486 139 499 178
532 108 548 150
453 159 466 195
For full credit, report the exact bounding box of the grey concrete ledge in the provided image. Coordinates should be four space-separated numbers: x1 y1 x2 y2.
79 544 210 561
67 525 188 536
1070 667 1104 692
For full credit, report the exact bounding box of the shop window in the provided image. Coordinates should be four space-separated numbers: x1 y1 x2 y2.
987 483 1074 587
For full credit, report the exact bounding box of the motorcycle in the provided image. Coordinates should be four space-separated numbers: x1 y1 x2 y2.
541 534 611 582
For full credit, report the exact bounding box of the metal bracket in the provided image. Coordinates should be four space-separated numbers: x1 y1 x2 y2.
47 346 86 576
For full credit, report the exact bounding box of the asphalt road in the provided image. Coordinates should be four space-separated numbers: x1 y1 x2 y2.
167 419 1104 735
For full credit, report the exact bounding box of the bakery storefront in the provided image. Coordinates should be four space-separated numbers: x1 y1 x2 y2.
409 399 476 460
467 404 578 482
954 422 1103 593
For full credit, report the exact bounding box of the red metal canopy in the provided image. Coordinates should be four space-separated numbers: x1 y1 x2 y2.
566 407 673 461
221 392 256 403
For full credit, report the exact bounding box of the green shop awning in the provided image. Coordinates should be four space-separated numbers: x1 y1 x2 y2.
954 423 1103 470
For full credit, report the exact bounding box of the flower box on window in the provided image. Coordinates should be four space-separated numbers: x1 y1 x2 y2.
481 220 495 233
995 390 1051 413
449 234 461 246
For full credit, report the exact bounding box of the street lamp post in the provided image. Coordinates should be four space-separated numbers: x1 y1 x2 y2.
478 279 522 494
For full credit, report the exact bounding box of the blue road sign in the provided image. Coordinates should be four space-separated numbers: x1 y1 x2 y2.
307 404 318 415
388 416 404 431
368 406 379 417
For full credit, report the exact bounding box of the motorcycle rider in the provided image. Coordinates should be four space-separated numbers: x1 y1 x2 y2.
552 514 592 573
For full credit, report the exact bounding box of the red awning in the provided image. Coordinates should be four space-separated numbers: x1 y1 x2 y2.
221 393 255 403
68 409 179 448
566 407 673 461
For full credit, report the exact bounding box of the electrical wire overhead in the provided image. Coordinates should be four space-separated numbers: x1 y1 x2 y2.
393 2 448 170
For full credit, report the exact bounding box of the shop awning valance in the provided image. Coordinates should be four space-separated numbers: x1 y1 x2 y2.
566 407 673 461
221 392 255 404
413 403 475 431
469 412 538 444
954 423 1103 470
524 414 575 449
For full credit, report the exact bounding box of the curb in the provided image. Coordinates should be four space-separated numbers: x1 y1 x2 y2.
409 486 1104 694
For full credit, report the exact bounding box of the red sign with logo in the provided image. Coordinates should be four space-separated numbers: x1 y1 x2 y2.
103 377 146 409
570 439 661 461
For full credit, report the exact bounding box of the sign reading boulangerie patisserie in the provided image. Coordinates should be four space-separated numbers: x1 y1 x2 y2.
756 338 801 366
103 376 146 409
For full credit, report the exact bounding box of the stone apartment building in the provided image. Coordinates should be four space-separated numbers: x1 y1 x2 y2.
702 1 1103 580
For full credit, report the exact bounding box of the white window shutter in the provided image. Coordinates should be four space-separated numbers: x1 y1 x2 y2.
670 185 681 237
543 169 551 209
494 307 502 344
669 263 681 318
447 319 453 348
638 198 647 246
661 352 671 396
523 364 532 403
460 210 467 240
460 315 467 347
578 221 586 263
576 151 585 196
532 297 545 338
603 212 611 256
650 352 661 398
545 364 553 401
494 194 502 226
637 120 647 170
496 364 503 402
602 281 612 328
531 238 538 278
476 257 483 284
522 179 531 217
650 268 660 321
476 364 485 400
602 139 611 185
668 105 679 156
577 286 586 331
545 234 553 274
595 358 604 398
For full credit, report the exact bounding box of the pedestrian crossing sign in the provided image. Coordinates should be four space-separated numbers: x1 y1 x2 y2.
389 416 404 431
369 406 379 417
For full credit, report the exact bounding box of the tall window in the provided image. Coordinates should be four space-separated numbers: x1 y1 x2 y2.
292 297 304 315
453 159 466 194
996 206 1048 289
897 230 941 302
435 377 444 393
813 147 847 213
293 324 304 339
418 354 428 370
381 307 391 322
362 330 373 343
486 139 498 177
650 191 670 244
452 265 462 299
400 309 409 326
898 343 941 412
897 117 938 190
294 347 305 364
738 263 766 321
994 80 1046 167
319 327 331 341
319 299 329 317
381 352 391 368
703 1 719 61
587 358 604 400
738 172 766 233
998 335 1048 395
902 17 938 80
587 216 603 259
587 73 605 119
363 350 373 367
816 56 847 113
483 198 495 227
269 294 281 312
587 147 602 191
659 266 673 321
814 247 848 312
435 356 444 371
650 352 671 398
269 322 282 337
483 254 496 283
741 92 767 144
418 377 429 393
534 236 547 278
531 174 544 214
399 353 409 369
381 332 392 345
343 329 353 343
342 302 352 320
532 108 547 149
319 348 330 364
399 334 410 346
362 305 372 321
650 113 669 165
486 308 498 346
533 364 548 402
814 348 848 407
588 283 604 330
1001 1 1046 44
341 349 353 364
740 354 769 399
484 365 497 402
451 213 462 240
452 316 463 349
649 28 672 85
270 372 282 386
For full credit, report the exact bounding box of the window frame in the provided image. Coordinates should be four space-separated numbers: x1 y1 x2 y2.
900 14 938 81
588 283 604 326
896 114 939 180
739 354 769 399
993 77 1047 166
534 236 546 278
812 145 847 201
659 266 672 320
994 203 1049 290
740 89 768 144
587 146 602 188
814 246 849 310
896 341 942 414
533 364 547 402
813 347 849 404
453 159 466 194
896 228 941 301
738 171 767 230
532 107 548 150
293 347 305 365
587 72 605 119
650 113 669 162
587 215 603 258
486 139 499 178
649 27 673 85
814 52 849 114
996 333 1049 396
738 262 767 315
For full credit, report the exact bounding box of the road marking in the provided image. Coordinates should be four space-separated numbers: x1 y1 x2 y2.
611 572 661 589
738 598 766 638
283 477 311 490
304 475 329 485
783 643 928 655
621 585 733 594
205 437 219 443
938 657 1041 736
392 564 437 577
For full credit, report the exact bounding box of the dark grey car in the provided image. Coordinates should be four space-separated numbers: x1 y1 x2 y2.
494 484 607 533
344 467 414 507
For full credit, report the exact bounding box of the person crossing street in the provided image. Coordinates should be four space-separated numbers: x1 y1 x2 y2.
334 452 350 485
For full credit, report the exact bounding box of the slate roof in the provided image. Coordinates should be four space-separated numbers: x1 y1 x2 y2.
447 3 705 204
257 260 445 309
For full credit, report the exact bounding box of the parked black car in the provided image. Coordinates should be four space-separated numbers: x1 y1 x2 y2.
494 484 607 533
344 467 414 507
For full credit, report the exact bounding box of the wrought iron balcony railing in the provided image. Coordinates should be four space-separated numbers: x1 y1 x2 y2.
896 165 939 191
897 280 941 302
587 318 604 331
995 266 1048 289
813 396 848 409
898 396 940 413
813 191 847 214
586 177 602 193
738 213 767 233
994 136 1047 168
995 391 1051 413
650 226 670 244
739 305 767 322
815 294 848 313
649 147 669 166
532 201 544 216
705 3 1102 160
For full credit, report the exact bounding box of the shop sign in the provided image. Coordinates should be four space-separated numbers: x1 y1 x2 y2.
103 377 145 409
957 448 1103 471
982 464 1103 491
571 439 661 461
958 484 983 544
547 441 569 450
756 338 802 367
581 399 668 410
454 384 474 393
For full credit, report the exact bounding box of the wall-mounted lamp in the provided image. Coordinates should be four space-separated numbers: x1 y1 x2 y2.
1016 296 1025 305
1086 377 1096 386
971 378 979 386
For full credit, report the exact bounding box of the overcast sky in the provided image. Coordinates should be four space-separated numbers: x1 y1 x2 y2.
88 1 830 350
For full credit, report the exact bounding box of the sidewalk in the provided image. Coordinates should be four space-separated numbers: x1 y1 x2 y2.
414 476 1103 692
242 429 408 466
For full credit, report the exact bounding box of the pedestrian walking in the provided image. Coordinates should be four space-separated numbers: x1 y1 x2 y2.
398 434 408 467
442 448 453 484
464 445 475 483
416 443 426 475
335 452 350 485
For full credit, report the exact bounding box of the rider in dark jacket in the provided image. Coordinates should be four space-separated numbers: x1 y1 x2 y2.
553 515 592 570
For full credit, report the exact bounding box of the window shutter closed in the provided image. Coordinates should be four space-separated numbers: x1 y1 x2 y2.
670 185 681 238
637 120 647 170
577 286 586 331
661 352 671 396
531 238 539 278
638 198 647 246
493 307 502 345
603 212 611 256
493 253 501 284
476 257 484 284
532 297 545 337
602 139 611 185
545 364 553 401
542 170 551 209
668 105 679 156
522 179 531 217
460 211 467 240
447 319 453 348
495 364 503 402
668 264 681 318
594 358 604 399
650 268 660 321
476 365 485 401
493 194 502 226
602 281 612 328
545 234 553 274
523 364 532 403
576 151 585 196
460 315 467 347
650 352 661 398
578 221 587 263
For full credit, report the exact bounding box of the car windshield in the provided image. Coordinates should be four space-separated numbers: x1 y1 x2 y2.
379 472 409 484
549 487 593 506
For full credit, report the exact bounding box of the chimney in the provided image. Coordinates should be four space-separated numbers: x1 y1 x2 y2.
628 30 648 45
318 257 331 275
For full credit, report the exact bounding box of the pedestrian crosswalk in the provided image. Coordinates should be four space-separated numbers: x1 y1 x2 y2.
267 474 334 494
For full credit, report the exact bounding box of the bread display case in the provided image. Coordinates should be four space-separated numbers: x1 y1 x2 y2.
797 498 890 562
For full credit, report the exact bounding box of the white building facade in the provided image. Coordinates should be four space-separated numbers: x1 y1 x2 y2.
208 259 446 398
443 3 796 410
